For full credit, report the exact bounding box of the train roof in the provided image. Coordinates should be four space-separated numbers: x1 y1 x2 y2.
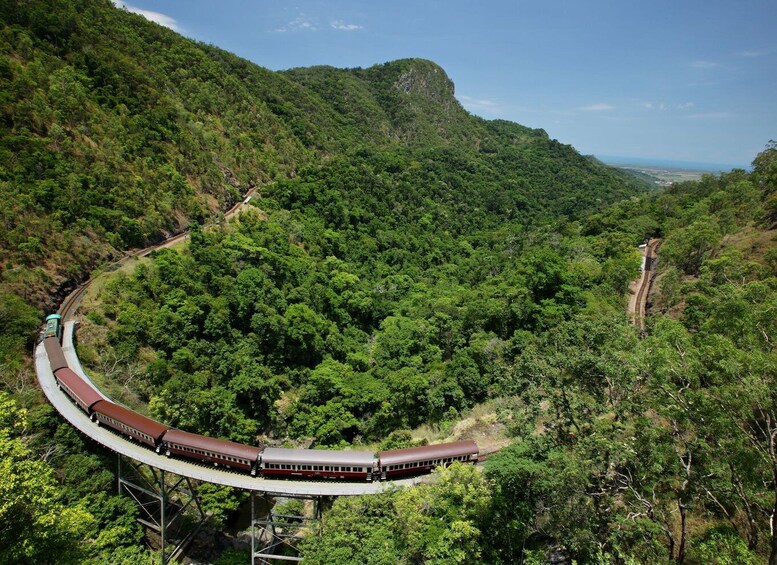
55 368 103 410
92 401 169 441
261 448 376 467
162 428 262 461
46 313 62 320
378 440 479 466
44 337 68 372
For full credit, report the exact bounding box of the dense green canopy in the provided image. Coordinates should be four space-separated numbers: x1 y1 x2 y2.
1 0 776 562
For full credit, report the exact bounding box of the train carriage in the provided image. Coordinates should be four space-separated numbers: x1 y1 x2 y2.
54 367 103 413
378 440 479 479
91 400 169 450
162 428 262 474
261 448 377 481
44 336 69 372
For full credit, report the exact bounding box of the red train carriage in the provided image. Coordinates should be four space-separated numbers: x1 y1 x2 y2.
91 400 169 451
378 440 479 479
54 367 103 413
162 428 262 474
44 337 69 372
261 448 377 481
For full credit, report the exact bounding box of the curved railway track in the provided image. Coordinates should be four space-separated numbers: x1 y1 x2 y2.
36 321 427 495
57 185 260 322
38 185 480 496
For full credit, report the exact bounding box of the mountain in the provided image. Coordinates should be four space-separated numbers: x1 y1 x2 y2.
0 0 646 315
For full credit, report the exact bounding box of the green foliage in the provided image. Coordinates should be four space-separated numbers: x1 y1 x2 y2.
301 464 492 564
1 1 775 561
197 483 247 529
689 526 760 565
0 392 95 564
0 290 40 372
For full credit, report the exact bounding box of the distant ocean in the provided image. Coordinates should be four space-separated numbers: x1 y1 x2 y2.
597 155 749 173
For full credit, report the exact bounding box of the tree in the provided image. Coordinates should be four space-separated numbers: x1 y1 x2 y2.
0 393 95 564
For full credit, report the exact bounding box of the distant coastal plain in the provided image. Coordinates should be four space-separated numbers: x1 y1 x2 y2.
598 155 749 186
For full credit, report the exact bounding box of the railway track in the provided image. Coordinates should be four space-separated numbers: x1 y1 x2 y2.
630 238 660 329
59 282 90 320
57 185 261 322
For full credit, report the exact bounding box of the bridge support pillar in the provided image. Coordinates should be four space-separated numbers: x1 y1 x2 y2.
250 492 325 564
118 454 209 563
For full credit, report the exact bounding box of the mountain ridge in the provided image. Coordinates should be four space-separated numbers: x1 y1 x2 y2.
0 0 645 313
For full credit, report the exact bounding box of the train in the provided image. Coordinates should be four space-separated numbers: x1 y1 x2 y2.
42 315 479 481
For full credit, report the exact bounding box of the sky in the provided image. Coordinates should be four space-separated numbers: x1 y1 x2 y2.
113 0 777 168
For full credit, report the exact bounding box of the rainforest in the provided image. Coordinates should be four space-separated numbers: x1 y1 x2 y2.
1 0 776 563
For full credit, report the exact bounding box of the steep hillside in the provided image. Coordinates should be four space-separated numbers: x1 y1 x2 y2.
0 0 645 318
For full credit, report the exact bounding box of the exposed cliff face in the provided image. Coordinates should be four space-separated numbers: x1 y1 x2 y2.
392 60 456 103
283 58 481 147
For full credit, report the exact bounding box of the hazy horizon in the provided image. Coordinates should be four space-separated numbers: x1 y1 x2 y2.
597 154 749 172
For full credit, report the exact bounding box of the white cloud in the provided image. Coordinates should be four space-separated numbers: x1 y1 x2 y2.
677 102 695 109
331 20 362 31
275 16 317 32
690 60 719 69
112 1 180 31
459 95 502 115
686 112 735 119
579 103 615 112
739 49 768 58
644 102 653 109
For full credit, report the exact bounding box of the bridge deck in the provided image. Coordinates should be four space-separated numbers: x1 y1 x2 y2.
36 324 421 496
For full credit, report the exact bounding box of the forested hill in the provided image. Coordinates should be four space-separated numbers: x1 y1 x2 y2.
0 0 645 314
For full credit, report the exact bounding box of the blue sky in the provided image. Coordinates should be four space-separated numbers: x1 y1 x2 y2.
114 0 776 168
